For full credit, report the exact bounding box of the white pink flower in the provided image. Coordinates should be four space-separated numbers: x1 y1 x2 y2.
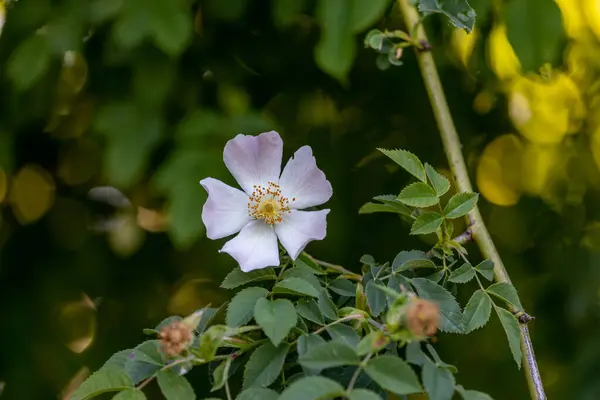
200 131 332 272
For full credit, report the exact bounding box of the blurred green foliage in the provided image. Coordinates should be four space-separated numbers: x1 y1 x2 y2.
0 0 599 399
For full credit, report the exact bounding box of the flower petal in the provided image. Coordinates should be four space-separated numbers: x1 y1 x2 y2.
200 178 252 240
274 209 330 260
223 131 283 194
220 220 280 272
279 146 333 209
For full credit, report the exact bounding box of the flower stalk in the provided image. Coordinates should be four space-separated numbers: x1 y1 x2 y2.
396 0 546 398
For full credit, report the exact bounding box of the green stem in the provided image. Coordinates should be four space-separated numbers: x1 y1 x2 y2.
396 1 545 399
346 353 373 393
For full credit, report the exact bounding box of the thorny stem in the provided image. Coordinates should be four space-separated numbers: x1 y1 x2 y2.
397 1 546 398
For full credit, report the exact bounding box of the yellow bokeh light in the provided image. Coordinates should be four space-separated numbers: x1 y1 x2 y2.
168 277 226 317
0 168 7 203
9 164 56 224
487 24 521 82
507 73 585 145
58 294 97 354
520 143 561 196
476 134 523 206
451 27 478 68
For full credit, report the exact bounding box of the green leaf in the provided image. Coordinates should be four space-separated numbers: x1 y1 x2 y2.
272 0 307 28
398 182 439 207
317 288 338 320
297 299 325 325
235 388 279 400
149 6 192 56
495 307 522 368
70 369 133 400
315 0 390 83
273 277 319 298
243 342 289 388
347 388 382 400
474 259 494 281
448 263 475 283
211 357 233 392
112 389 147 400
456 385 495 400
368 195 413 217
7 34 52 90
422 357 455 400
366 280 387 316
410 278 465 333
486 282 523 310
405 342 425 366
124 341 162 385
410 212 444 235
226 287 269 327
297 334 327 375
377 148 427 182
100 350 132 371
220 268 277 289
279 376 345 400
282 267 322 290
463 290 492 332
424 164 450 197
253 298 297 346
157 369 195 400
418 0 476 33
328 277 356 297
364 355 422 395
299 341 360 370
392 250 435 271
443 192 478 219
326 324 361 348
504 0 564 73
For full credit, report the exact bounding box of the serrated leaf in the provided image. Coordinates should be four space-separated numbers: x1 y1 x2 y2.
243 342 289 388
424 163 450 196
405 341 425 366
443 192 478 219
70 369 133 400
157 369 195 400
392 250 435 271
448 263 475 283
359 202 410 215
504 0 564 73
410 278 465 333
220 268 276 289
279 376 345 400
456 385 495 400
317 288 338 320
411 212 444 235
486 282 523 310
297 334 327 375
226 287 269 327
297 299 325 325
299 341 360 370
422 357 455 400
236 387 279 400
100 350 132 371
124 341 162 385
112 389 147 400
347 388 382 400
282 267 322 290
474 259 494 281
463 290 492 332
326 324 361 348
418 0 476 33
365 280 387 316
273 277 319 298
369 195 412 217
211 357 233 392
495 307 522 368
253 298 297 346
329 277 356 297
377 148 427 182
398 182 439 207
364 355 422 395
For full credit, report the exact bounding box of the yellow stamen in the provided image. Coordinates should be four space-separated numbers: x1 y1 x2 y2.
247 181 291 225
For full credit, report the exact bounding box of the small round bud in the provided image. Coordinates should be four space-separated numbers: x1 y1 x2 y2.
405 298 440 337
159 321 193 357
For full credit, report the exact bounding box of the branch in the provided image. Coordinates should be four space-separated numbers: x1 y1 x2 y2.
396 1 546 399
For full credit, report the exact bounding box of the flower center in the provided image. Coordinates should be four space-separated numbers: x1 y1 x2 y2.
247 181 294 225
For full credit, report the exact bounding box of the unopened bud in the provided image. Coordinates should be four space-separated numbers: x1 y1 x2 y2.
159 321 193 357
406 298 440 337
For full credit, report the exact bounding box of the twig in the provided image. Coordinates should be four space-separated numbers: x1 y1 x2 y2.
396 1 546 399
346 353 373 393
303 253 362 281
